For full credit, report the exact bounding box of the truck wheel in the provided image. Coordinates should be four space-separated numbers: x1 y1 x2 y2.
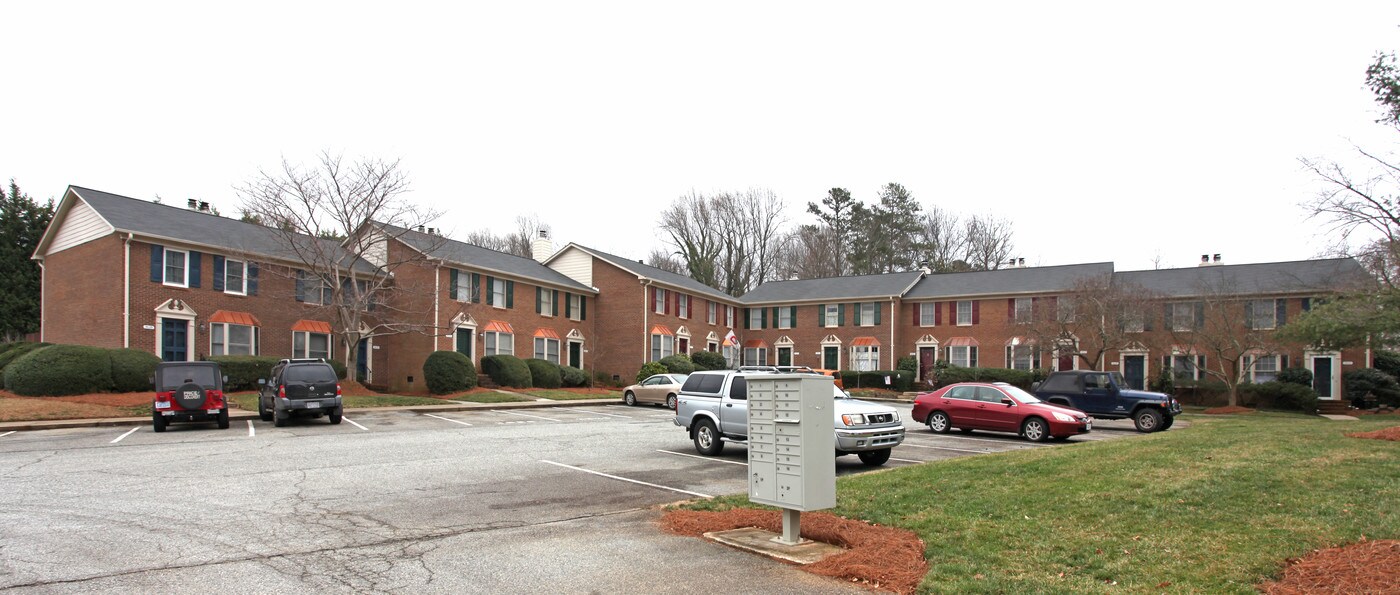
1161 415 1175 430
258 397 273 422
926 411 951 434
624 391 636 406
857 449 891 467
274 410 289 428
329 408 342 425
217 408 230 429
1022 417 1050 442
152 411 166 433
1134 409 1165 432
693 419 723 456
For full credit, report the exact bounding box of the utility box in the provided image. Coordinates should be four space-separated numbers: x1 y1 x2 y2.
746 374 836 512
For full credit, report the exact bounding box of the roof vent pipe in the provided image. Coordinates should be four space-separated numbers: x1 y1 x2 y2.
198 201 210 213
1018 258 1025 267
187 199 198 210
1214 254 1222 263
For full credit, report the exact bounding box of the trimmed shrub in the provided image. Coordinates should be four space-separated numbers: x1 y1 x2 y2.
527 359 562 389
0 342 51 373
1276 367 1313 388
839 370 914 392
932 367 1036 390
1170 378 1230 407
896 356 918 373
1344 368 1400 407
1372 350 1400 379
328 359 349 380
658 354 696 375
560 366 589 387
1238 381 1320 412
109 348 161 393
636 361 668 383
593 370 625 388
690 351 728 371
423 351 476 394
5 344 112 396
208 356 282 392
480 355 533 388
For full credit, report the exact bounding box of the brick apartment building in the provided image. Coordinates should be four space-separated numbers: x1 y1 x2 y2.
34 185 1373 402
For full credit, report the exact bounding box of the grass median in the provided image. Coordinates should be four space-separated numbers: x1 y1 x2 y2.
519 388 618 401
226 393 453 410
684 412 1400 593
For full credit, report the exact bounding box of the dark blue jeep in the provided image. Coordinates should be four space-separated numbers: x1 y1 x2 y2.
1033 370 1181 432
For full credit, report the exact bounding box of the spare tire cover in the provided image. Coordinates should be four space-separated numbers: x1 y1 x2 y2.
175 382 207 410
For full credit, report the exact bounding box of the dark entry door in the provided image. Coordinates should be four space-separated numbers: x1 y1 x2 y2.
1058 353 1075 371
356 339 369 383
568 342 582 368
1123 355 1146 390
823 346 838 370
160 318 187 362
455 328 473 357
919 347 936 381
777 347 792 367
1313 357 1334 398
678 338 689 355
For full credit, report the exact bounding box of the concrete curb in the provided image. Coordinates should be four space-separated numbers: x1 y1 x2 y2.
0 398 628 432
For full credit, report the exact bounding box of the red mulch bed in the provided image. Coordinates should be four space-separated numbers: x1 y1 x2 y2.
1258 539 1400 594
1203 405 1256 414
1346 426 1400 442
660 509 927 594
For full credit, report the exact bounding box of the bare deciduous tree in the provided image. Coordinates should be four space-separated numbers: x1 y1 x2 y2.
658 188 787 296
1023 276 1158 372
962 214 1015 271
774 224 841 280
1166 276 1281 408
658 191 722 287
236 151 440 380
645 249 686 275
913 206 967 272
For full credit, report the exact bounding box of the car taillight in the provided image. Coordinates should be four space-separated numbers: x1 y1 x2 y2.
278 385 286 398
209 389 224 404
336 383 342 396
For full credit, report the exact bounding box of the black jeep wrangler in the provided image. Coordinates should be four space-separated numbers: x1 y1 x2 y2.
258 359 343 427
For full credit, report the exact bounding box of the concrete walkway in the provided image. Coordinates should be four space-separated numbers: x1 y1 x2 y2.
1320 414 1361 421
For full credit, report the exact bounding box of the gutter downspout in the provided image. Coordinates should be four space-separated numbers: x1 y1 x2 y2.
433 261 441 352
890 296 897 370
641 278 652 366
124 233 133 348
37 260 45 343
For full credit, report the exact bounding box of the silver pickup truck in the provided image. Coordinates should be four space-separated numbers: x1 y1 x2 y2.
674 369 906 466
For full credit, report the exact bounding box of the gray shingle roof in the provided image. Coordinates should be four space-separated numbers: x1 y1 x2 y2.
388 225 595 293
904 263 1115 299
574 245 738 302
1113 258 1370 298
68 186 377 272
741 271 925 304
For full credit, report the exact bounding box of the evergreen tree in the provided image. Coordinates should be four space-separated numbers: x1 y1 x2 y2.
0 180 55 341
849 183 924 274
806 188 859 275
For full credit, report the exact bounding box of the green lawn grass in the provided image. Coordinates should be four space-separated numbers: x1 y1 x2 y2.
686 413 1400 593
521 389 615 401
445 392 531 403
227 393 454 410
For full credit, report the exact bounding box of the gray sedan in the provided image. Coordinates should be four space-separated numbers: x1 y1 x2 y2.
622 374 688 408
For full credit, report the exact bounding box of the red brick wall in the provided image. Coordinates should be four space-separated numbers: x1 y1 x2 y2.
41 235 125 347
741 300 899 370
589 262 646 381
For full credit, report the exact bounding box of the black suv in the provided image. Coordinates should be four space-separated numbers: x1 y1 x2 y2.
152 361 229 432
258 359 343 427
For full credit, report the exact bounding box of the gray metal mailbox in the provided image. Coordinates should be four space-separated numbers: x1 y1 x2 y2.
747 374 836 539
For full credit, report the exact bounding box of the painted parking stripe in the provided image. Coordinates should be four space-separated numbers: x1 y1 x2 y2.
898 442 990 454
657 449 749 466
247 421 255 437
890 457 924 464
541 460 712 499
343 417 369 431
424 413 473 427
903 432 1043 447
111 427 139 444
573 409 631 419
0 431 15 439
491 409 560 422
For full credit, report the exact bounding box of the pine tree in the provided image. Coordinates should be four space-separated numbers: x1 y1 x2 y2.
0 180 55 341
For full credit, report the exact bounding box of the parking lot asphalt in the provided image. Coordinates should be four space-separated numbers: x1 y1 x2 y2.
0 401 1155 593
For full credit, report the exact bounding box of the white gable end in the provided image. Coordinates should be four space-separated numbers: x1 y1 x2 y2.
549 246 593 287
48 198 114 254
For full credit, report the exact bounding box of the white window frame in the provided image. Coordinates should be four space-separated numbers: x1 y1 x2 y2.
956 300 972 326
919 303 936 326
1169 354 1203 381
1171 302 1196 332
293 330 331 360
539 290 554 317
211 322 257 356
1246 354 1279 383
678 295 689 319
651 333 674 361
777 307 792 329
707 301 717 325
654 288 666 315
950 345 974 367
163 248 189 288
743 347 768 367
534 337 560 364
749 308 763 329
1014 298 1032 324
723 344 739 367
824 304 840 327
858 302 875 327
485 332 514 356
1123 312 1145 333
1006 344 1035 370
725 306 735 328
852 345 879 371
224 259 247 295
491 279 507 310
1249 300 1277 330
569 294 583 321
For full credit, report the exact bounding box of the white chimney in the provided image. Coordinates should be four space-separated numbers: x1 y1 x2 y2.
532 228 554 263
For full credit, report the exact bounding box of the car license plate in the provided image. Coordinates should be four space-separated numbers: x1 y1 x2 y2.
306 401 321 409
1086 420 1093 430
207 409 220 414
155 401 170 409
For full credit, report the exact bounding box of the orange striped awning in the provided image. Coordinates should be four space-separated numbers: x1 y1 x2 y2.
209 310 261 326
743 339 768 349
291 320 332 333
851 337 880 347
948 336 979 347
649 325 673 336
484 320 514 334
534 328 560 339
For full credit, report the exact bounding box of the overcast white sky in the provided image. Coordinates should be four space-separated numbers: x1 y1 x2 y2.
5 2 1399 272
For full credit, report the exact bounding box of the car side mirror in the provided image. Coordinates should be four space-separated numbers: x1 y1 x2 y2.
1001 398 1014 406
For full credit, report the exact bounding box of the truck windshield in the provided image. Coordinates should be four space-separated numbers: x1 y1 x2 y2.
158 366 218 390
1110 372 1128 387
834 387 851 399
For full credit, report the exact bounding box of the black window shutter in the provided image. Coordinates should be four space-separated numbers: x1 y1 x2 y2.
970 346 978 368
1244 301 1255 329
761 307 768 329
506 281 514 308
838 304 846 326
580 296 587 321
536 286 542 314
790 306 797 328
188 252 201 288
485 276 494 306
150 244 163 282
744 308 750 330
1194 303 1205 329
1276 299 1287 326
472 273 481 303
874 303 882 326
450 269 459 301
295 270 306 302
819 304 826 328
1281 354 1289 369
1162 355 1171 371
213 256 225 291
1301 297 1312 312
553 290 560 316
248 263 259 296
565 293 573 318
1163 304 1172 330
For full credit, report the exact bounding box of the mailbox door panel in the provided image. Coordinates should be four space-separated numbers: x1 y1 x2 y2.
750 461 776 502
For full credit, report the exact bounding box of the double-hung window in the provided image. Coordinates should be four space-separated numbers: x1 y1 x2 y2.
707 301 717 325
852 345 879 371
743 347 767 366
677 295 689 319
956 301 973 326
725 306 735 328
569 294 583 321
163 248 188 287
1168 354 1204 381
1006 345 1034 370
777 307 792 329
749 308 763 329
224 259 246 295
723 344 739 367
539 290 554 316
654 288 666 315
824 304 840 327
534 337 560 364
484 332 513 356
949 345 977 367
293 331 330 360
211 323 257 356
651 333 674 361
1170 302 1197 331
1057 297 1077 323
1247 354 1279 382
1248 299 1277 330
492 279 508 308
1014 298 1032 324
857 302 876 326
920 303 936 326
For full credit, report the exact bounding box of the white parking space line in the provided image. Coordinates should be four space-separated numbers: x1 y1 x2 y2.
657 449 749 466
0 431 15 439
898 442 991 454
890 457 924 464
650 413 676 418
573 409 631 419
111 427 139 444
247 421 255 437
541 460 712 499
904 432 1043 447
491 410 560 422
424 413 473 427
343 417 369 431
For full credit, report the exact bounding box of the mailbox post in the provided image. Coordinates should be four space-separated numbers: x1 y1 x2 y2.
746 374 836 545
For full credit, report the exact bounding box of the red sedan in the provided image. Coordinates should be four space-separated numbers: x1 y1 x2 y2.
912 382 1091 442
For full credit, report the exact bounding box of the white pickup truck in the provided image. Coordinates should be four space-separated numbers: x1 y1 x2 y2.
674 369 906 466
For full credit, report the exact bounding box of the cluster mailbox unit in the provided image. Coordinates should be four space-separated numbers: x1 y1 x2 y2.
746 374 837 545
